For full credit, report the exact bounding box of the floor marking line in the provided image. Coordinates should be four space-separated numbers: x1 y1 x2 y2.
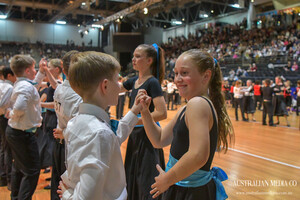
228 148 300 170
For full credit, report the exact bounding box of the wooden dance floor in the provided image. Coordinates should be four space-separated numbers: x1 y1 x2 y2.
1 102 299 200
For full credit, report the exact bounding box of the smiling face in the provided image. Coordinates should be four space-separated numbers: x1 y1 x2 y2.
174 54 207 100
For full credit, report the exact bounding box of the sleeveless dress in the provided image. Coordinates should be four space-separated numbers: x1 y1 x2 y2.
273 84 288 116
163 96 218 200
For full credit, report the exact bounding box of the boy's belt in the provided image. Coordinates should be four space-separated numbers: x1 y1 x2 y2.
25 127 37 133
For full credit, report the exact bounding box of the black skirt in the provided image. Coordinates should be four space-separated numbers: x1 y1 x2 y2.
243 96 255 114
273 95 288 116
285 96 292 107
125 127 165 200
162 179 216 200
39 111 57 168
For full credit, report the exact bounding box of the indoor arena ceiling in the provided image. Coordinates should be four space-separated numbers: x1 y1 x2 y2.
0 0 251 28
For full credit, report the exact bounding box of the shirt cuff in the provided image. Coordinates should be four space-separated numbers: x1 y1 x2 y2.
121 110 139 127
62 189 73 200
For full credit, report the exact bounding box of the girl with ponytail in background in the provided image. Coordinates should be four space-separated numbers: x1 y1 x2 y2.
137 49 234 200
120 44 167 200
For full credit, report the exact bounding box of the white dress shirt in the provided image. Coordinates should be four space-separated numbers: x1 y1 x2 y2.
0 80 13 115
233 86 244 99
61 103 138 200
8 71 45 130
243 86 253 96
54 80 82 131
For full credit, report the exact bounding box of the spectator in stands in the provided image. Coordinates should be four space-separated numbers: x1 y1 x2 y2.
241 69 249 77
248 63 257 72
236 67 243 77
229 69 235 80
291 61 298 71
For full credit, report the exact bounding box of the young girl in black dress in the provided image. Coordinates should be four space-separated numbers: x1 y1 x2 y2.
121 44 167 200
137 49 234 200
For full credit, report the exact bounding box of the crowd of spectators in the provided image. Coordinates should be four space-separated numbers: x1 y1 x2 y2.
162 15 300 76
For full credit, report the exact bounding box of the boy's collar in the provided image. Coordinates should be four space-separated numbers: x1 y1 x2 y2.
4 80 13 85
16 77 29 82
78 103 110 125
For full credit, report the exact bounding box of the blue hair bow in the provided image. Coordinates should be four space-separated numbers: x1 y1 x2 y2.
213 58 218 67
152 43 160 79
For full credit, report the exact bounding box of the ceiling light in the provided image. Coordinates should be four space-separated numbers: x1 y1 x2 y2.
0 14 7 19
144 8 148 15
232 4 240 8
56 20 66 24
171 19 182 25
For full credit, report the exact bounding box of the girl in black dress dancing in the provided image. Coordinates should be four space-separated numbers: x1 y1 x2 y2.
273 76 290 127
121 44 167 200
137 49 234 200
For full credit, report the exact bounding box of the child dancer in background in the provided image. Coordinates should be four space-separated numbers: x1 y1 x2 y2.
120 44 167 200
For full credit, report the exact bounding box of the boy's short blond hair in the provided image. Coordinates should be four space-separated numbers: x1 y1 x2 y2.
10 55 35 77
62 50 79 75
69 51 120 97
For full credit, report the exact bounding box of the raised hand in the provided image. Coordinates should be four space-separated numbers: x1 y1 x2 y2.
39 58 48 73
135 89 151 112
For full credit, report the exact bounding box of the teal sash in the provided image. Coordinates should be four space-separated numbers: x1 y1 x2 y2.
166 154 228 200
135 114 160 127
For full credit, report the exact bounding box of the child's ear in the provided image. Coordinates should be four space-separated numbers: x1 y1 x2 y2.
147 57 153 66
100 79 109 94
24 67 30 75
204 69 212 82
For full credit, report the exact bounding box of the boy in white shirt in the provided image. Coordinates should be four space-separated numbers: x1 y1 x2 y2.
0 66 16 189
5 55 45 199
43 50 82 200
59 51 142 200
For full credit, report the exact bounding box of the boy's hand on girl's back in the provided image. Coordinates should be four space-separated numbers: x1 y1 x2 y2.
53 128 64 139
5 109 10 119
57 180 68 198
